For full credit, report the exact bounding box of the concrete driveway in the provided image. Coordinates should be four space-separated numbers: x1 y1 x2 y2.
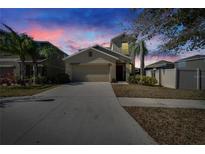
0 82 156 145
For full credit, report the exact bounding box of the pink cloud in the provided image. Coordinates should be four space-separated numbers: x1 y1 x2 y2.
26 26 64 43
100 42 110 47
23 24 118 55
62 26 115 54
135 55 179 68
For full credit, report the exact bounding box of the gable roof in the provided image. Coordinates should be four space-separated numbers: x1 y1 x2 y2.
63 45 131 63
175 55 205 63
63 46 119 61
36 41 68 57
146 60 174 69
92 45 131 62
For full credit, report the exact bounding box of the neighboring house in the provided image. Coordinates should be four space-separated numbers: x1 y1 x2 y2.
145 60 175 88
145 55 205 90
0 41 67 80
175 55 205 90
64 45 132 82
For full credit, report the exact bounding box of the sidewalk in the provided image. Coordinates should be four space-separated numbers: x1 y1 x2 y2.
118 97 205 109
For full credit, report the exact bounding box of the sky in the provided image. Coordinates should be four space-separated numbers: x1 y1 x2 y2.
0 8 204 67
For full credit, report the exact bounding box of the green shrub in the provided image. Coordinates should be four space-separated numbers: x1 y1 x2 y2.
140 76 157 86
36 76 48 84
128 75 140 84
55 73 70 84
128 75 157 86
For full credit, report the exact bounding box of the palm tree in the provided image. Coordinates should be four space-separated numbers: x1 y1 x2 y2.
0 24 29 84
129 40 148 78
24 36 40 84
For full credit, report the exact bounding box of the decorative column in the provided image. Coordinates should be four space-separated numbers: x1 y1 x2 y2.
109 63 112 82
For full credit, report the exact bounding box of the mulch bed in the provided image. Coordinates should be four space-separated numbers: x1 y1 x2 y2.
124 106 205 144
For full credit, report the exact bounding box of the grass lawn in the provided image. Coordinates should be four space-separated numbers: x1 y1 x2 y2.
112 84 205 100
0 85 57 97
124 107 205 144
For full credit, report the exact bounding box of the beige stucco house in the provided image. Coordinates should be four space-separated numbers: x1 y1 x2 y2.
64 45 132 82
145 55 205 90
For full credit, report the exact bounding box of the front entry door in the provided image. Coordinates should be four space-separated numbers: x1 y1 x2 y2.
116 64 125 81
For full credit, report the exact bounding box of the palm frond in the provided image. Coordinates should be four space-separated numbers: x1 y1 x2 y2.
2 24 19 37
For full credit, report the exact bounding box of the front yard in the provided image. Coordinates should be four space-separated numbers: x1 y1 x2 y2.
112 84 205 100
113 84 205 144
124 107 205 144
0 85 57 97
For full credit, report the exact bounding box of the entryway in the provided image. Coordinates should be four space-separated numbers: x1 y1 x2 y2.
116 63 126 81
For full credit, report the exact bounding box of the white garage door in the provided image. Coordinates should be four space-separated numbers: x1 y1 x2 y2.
72 65 110 82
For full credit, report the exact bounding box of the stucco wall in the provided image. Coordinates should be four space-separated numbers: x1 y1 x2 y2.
111 63 116 80
176 58 205 70
161 68 176 89
146 58 205 90
146 70 152 77
155 70 160 85
202 71 205 90
125 63 132 81
175 59 205 90
178 70 197 90
146 68 176 88
0 59 20 77
64 48 117 82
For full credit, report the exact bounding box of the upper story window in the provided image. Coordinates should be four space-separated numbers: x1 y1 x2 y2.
88 51 93 57
121 42 129 55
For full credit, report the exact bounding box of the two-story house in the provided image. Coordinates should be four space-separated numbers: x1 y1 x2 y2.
64 33 136 82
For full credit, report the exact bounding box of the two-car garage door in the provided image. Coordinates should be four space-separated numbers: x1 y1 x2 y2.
72 65 110 82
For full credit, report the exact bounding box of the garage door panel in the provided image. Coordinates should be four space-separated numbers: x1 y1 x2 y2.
178 70 197 89
72 65 110 82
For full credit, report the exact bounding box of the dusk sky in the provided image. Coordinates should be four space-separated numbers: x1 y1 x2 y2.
0 8 204 67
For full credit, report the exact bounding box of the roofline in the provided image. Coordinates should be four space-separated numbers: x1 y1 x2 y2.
63 47 119 61
91 47 119 60
36 41 68 56
0 65 15 68
175 56 205 63
110 32 126 42
93 44 132 60
145 60 174 69
17 59 47 63
146 60 173 67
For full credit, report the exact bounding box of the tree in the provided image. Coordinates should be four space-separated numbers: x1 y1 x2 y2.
0 24 29 84
24 36 40 84
131 9 205 52
129 40 148 77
